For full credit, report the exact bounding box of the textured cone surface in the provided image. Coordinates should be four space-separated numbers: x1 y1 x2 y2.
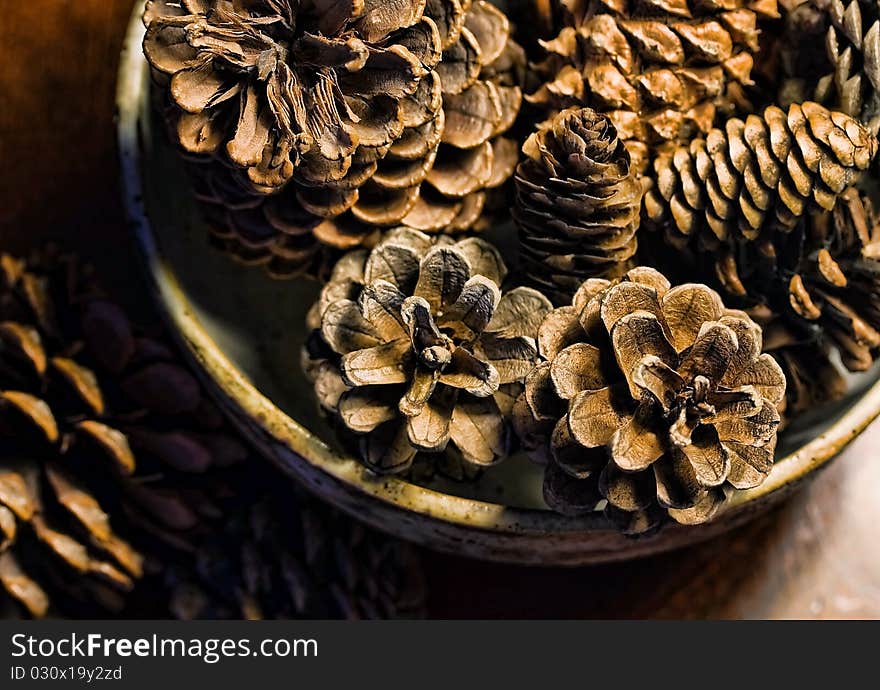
644 101 877 253
514 107 641 305
717 187 880 377
527 0 779 173
148 1 524 280
780 0 880 129
513 267 786 534
302 227 552 476
151 473 427 620
0 250 425 620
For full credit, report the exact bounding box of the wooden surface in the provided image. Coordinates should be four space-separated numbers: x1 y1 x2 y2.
2 1 878 620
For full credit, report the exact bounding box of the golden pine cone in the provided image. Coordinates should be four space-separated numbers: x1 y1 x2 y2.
514 107 641 305
303 228 552 475
513 267 786 534
526 0 780 173
643 101 877 252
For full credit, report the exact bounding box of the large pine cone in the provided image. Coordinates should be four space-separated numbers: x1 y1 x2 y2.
526 0 779 173
643 101 876 253
146 1 524 279
514 107 641 305
513 267 786 534
0 250 424 619
303 227 552 475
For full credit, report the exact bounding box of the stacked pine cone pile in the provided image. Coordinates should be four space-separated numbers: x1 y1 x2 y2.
0 249 424 619
125 0 880 548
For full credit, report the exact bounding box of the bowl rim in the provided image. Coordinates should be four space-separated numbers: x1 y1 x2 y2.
116 7 880 543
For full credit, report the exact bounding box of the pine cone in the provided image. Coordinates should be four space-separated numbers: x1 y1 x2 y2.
0 250 424 620
514 107 641 305
152 476 426 620
780 0 880 129
643 101 877 253
0 250 181 617
751 308 848 416
147 1 524 279
143 0 439 195
526 0 779 173
303 228 552 475
718 187 880 372
513 267 786 534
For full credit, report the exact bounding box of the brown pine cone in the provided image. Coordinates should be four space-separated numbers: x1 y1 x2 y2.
719 187 880 373
643 101 877 253
303 228 552 475
513 267 786 534
0 249 424 620
153 477 426 620
143 0 439 195
526 0 779 173
514 107 641 305
780 0 880 129
148 1 524 279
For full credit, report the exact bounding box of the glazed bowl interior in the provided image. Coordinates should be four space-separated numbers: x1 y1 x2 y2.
118 7 880 564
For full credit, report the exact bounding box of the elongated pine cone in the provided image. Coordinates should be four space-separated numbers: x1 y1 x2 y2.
146 1 524 279
781 0 880 128
514 107 641 305
526 0 779 173
303 228 552 475
644 101 877 253
0 250 424 620
513 267 786 534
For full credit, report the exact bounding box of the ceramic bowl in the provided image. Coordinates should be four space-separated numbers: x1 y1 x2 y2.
116 7 880 565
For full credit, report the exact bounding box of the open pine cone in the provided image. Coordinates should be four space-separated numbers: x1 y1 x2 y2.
513 267 786 534
514 107 641 305
718 186 880 373
303 228 552 475
526 0 779 173
0 249 424 619
147 1 524 279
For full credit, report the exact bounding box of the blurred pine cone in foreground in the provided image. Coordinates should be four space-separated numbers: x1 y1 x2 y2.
0 249 424 619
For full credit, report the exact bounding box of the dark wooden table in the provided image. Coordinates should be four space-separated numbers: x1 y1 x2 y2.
2 1 878 619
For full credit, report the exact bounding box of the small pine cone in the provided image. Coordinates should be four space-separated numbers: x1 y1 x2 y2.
303 228 552 475
514 107 641 306
526 0 779 173
781 0 880 129
513 267 786 534
147 1 524 280
644 101 877 254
